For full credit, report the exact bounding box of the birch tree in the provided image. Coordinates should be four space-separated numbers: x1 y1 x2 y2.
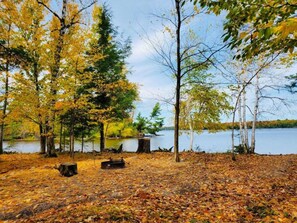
229 54 280 157
180 85 231 151
250 72 259 153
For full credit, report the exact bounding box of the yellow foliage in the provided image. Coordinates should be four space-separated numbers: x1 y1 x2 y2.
273 18 297 39
92 4 102 21
239 31 248 40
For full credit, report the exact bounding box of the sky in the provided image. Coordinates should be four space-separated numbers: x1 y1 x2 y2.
99 0 177 125
97 0 297 126
98 0 223 125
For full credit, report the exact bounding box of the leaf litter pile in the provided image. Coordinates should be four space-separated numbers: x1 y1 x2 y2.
0 152 297 222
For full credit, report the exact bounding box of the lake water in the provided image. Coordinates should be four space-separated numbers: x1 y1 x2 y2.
3 128 297 154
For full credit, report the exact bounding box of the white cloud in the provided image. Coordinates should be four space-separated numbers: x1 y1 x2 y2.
128 27 171 65
129 39 153 64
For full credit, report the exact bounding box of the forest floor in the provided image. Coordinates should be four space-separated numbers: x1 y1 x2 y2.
0 152 297 223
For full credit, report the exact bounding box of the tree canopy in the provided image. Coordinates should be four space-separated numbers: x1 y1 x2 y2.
194 0 297 59
0 1 138 154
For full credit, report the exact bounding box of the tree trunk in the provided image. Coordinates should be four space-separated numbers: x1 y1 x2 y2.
0 125 4 154
46 122 56 157
45 0 68 156
69 122 74 158
251 73 259 153
173 0 182 162
40 125 46 154
99 122 105 152
0 66 7 153
137 138 151 153
231 105 237 161
63 130 66 151
0 27 11 154
242 88 249 152
189 118 194 151
231 85 244 161
32 56 45 154
59 122 63 152
81 134 84 153
238 94 245 146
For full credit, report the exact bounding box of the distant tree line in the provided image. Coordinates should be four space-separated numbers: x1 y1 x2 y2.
162 119 297 131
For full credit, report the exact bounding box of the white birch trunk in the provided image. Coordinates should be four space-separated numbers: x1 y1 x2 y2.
242 87 249 152
238 92 245 146
251 73 259 153
189 116 194 151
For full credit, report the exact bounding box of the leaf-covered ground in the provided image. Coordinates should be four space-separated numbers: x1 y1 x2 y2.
0 152 297 222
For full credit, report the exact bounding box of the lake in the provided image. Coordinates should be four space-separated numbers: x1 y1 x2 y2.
3 128 297 154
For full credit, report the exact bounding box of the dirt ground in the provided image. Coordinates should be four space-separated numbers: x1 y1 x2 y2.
0 152 297 222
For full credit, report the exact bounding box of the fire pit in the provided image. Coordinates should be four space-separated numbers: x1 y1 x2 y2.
101 158 125 169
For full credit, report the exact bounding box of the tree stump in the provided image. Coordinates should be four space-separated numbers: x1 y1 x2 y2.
137 138 150 153
57 162 78 177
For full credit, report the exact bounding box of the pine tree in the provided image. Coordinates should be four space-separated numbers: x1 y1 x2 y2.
84 4 137 151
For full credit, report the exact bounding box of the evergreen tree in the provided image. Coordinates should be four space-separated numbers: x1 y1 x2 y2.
133 103 165 135
85 4 137 151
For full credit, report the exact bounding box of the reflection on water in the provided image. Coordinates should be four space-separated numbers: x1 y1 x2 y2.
3 128 297 154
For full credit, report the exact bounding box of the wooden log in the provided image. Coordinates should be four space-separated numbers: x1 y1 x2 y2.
137 138 150 153
103 144 123 153
117 144 123 153
152 146 173 152
57 162 78 177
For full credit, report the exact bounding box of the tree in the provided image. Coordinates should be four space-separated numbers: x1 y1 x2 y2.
250 72 259 153
133 102 165 135
59 106 92 156
196 0 297 58
180 85 231 151
37 0 96 156
55 19 95 156
146 102 164 135
152 0 225 161
84 4 137 152
8 0 48 154
0 1 25 154
226 54 282 157
134 113 147 134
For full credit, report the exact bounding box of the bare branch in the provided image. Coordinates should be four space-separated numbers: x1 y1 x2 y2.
150 13 177 29
36 0 61 20
72 0 96 22
181 44 227 77
37 0 95 27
